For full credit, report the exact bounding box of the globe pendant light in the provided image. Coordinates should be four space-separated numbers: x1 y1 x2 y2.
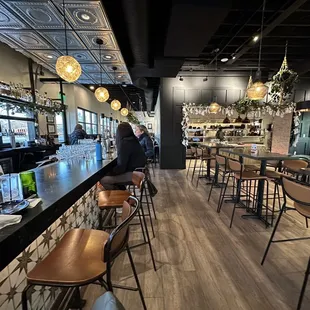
247 0 268 100
95 38 109 102
209 102 221 114
111 99 121 111
56 0 81 83
120 108 129 116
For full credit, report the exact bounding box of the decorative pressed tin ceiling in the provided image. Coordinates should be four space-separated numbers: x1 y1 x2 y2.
0 0 132 85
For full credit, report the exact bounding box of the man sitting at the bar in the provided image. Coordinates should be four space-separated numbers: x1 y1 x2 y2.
70 124 87 145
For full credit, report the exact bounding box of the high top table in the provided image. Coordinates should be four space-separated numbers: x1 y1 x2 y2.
221 148 309 225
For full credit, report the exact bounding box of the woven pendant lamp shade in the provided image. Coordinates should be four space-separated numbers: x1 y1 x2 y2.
111 99 121 111
209 102 221 114
120 108 129 116
95 87 109 102
247 81 268 100
56 55 81 83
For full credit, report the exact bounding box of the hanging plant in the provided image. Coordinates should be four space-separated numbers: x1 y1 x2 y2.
230 98 260 115
127 111 140 125
266 55 298 116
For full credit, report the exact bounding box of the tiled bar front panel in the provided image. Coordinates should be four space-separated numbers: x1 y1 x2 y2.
0 186 99 310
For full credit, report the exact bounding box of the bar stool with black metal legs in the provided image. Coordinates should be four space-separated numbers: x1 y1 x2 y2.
297 256 310 310
98 172 157 271
208 155 230 211
196 148 215 186
218 159 269 228
261 177 310 266
22 197 148 310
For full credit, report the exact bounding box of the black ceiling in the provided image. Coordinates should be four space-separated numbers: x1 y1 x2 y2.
101 0 310 110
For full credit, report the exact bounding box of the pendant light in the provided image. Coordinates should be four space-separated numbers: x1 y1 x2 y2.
247 0 268 100
120 108 129 116
111 99 121 111
94 38 109 102
110 66 121 111
209 102 221 114
56 0 81 83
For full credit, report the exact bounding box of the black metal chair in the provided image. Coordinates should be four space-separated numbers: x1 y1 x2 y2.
261 177 310 266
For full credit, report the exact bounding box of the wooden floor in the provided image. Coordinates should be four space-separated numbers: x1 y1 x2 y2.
83 166 310 310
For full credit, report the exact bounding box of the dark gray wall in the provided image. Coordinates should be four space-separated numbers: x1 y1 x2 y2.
159 76 249 169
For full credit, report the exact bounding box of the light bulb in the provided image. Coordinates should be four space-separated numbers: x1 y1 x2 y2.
111 99 121 111
95 87 109 102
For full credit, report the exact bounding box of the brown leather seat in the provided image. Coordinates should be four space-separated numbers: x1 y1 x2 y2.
98 190 131 209
234 171 267 180
295 202 310 218
265 170 283 179
27 229 109 286
244 164 260 171
283 159 308 173
132 171 145 189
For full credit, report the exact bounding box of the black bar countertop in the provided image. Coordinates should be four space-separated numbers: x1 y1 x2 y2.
0 154 117 271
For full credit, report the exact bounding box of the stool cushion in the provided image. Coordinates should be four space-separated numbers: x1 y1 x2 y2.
92 292 125 310
98 190 131 209
234 171 267 180
265 170 283 179
244 164 260 171
27 229 109 286
294 202 310 218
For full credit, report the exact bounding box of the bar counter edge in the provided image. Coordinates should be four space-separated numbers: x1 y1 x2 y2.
0 156 117 272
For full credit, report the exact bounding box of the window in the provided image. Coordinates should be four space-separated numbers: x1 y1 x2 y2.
77 108 98 135
0 104 35 145
101 117 110 137
55 113 65 143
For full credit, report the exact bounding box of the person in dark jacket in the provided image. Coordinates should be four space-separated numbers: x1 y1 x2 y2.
135 125 154 158
70 124 87 145
100 122 146 190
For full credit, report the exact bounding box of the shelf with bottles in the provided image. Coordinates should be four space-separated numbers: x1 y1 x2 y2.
0 81 66 114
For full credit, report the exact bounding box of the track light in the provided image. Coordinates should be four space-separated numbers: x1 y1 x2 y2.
203 77 208 82
179 76 184 81
253 35 259 42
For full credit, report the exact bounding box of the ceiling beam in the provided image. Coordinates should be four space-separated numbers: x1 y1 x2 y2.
227 0 308 65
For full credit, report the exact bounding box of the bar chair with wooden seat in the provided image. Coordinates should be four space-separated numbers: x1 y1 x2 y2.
282 159 309 176
219 159 269 228
98 172 157 271
261 177 310 266
195 148 215 186
22 197 148 310
187 146 197 177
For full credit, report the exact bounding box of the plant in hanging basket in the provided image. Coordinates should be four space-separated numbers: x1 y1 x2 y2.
231 98 259 115
127 111 140 125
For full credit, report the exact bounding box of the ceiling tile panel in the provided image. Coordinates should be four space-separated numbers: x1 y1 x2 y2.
5 1 64 29
0 0 132 84
0 3 27 29
78 31 117 50
1 31 50 49
40 30 85 50
60 1 110 30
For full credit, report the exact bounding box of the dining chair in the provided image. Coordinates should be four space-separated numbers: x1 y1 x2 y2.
186 146 197 177
261 177 310 266
22 197 148 310
282 159 308 176
195 148 215 186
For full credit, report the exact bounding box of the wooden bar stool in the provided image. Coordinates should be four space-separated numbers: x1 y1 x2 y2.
282 159 308 176
22 197 148 310
261 177 310 266
98 172 157 271
196 148 215 186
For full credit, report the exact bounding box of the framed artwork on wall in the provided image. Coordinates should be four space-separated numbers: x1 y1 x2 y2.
47 124 56 134
46 115 55 123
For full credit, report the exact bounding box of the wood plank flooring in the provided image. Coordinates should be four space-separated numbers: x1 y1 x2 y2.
83 166 310 310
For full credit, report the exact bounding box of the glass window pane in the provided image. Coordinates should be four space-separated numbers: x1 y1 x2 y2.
56 114 64 143
92 124 97 134
85 111 91 123
85 123 92 134
77 109 84 122
92 113 97 124
0 105 8 116
10 120 31 144
9 110 32 118
0 119 10 144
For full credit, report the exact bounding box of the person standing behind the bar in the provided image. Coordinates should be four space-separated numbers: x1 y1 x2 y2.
135 125 154 158
100 122 146 190
70 124 87 145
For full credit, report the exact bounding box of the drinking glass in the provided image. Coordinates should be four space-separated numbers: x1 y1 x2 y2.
0 173 23 203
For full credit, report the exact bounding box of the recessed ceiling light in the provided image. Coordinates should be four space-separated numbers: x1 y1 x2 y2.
81 13 90 20
253 35 259 42
117 75 122 78
221 57 229 62
232 56 236 60
104 55 112 59
89 86 94 90
47 55 53 59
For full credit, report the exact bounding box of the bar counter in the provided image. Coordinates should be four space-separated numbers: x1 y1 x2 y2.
0 154 116 271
